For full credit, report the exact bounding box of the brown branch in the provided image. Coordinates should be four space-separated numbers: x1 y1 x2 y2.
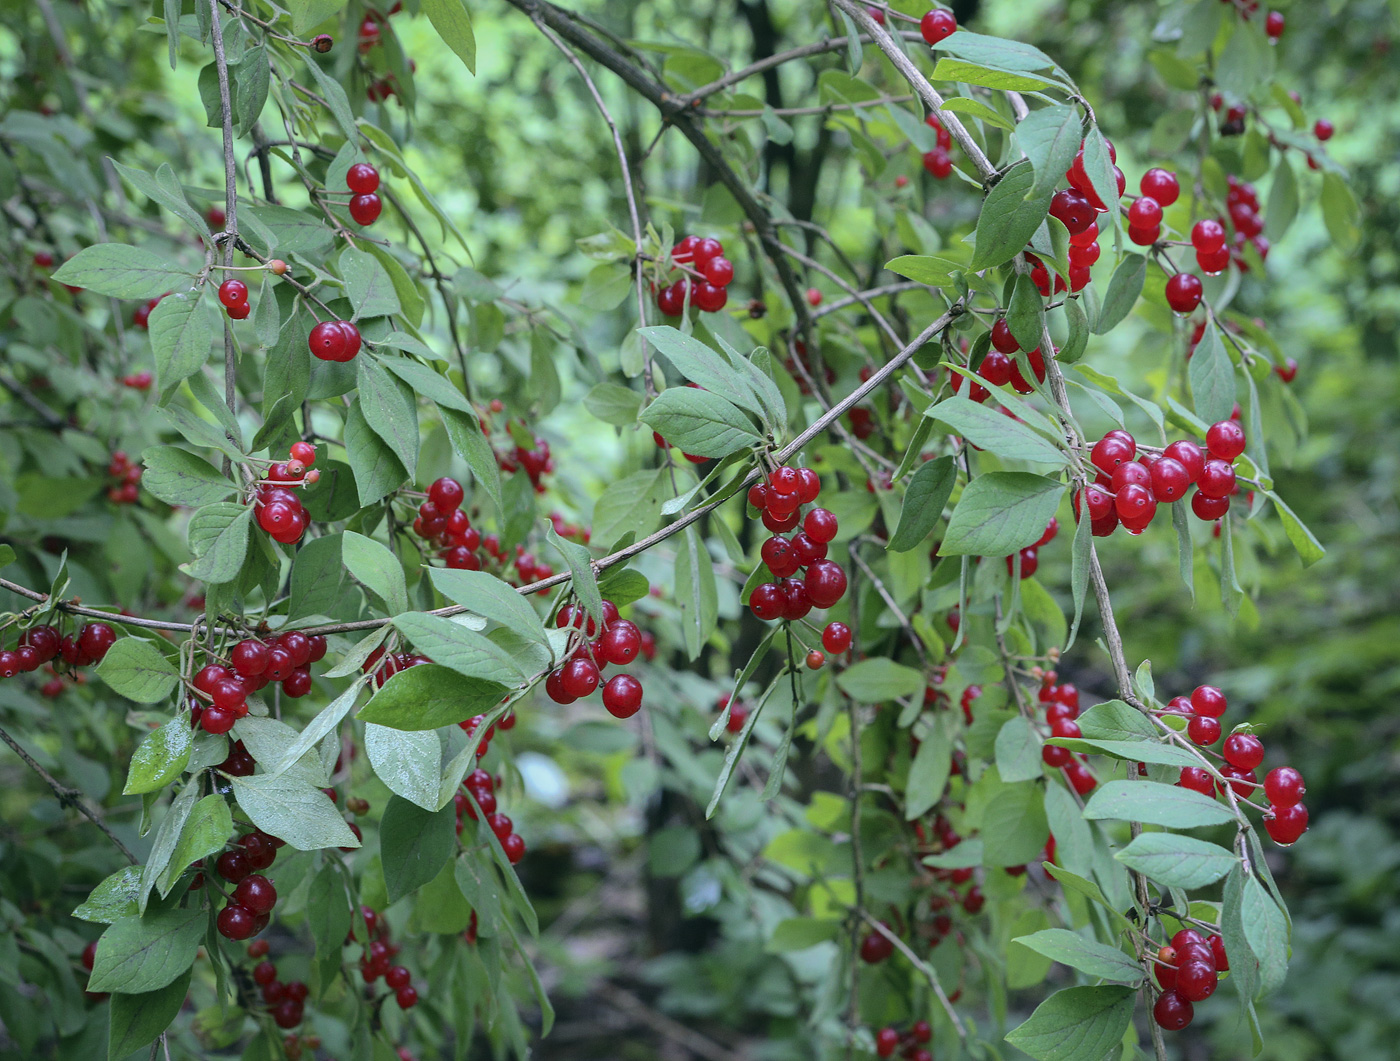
208 0 240 475
0 724 137 864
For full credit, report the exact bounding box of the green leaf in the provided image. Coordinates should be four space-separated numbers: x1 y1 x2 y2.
357 664 507 731
148 292 213 395
905 713 954 819
972 163 1054 271
935 31 1060 75
97 639 180 704
288 534 350 621
228 774 360 851
265 684 362 778
938 96 1017 131
1265 156 1299 242
422 0 476 74
939 472 1065 557
342 530 409 615
344 401 409 507
982 782 1049 866
181 503 252 585
107 967 191 1061
1048 736 1202 768
1093 253 1147 335
88 906 206 993
341 247 402 319
1242 874 1290 996
932 57 1053 92
380 796 458 904
1265 490 1325 565
123 719 192 794
1189 322 1237 427
995 716 1043 783
1221 866 1260 1004
545 520 604 624
155 794 232 898
884 254 962 287
356 357 419 477
1004 985 1136 1061
1017 104 1084 199
1059 297 1090 365
889 455 957 552
1116 833 1237 888
391 612 524 684
639 387 762 458
1007 271 1047 352
365 725 441 811
927 397 1065 465
583 381 643 426
765 918 841 952
289 0 347 34
1320 171 1360 252
73 867 143 925
51 244 194 300
140 446 234 507
590 468 669 549
1011 929 1143 984
1084 780 1236 828
1076 700 1154 741
836 658 924 702
234 43 270 138
673 526 718 661
639 325 771 425
440 406 502 512
304 55 358 141
427 567 549 645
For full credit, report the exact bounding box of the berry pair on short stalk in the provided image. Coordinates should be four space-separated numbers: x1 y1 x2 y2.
106 449 142 504
1 622 115 680
345 162 382 226
968 321 1047 396
308 319 363 362
217 277 252 320
255 450 319 545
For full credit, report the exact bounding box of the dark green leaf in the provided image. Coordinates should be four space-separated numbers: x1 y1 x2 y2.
1011 929 1143 984
1093 253 1146 335
972 163 1054 270
1084 780 1236 828
107 968 191 1061
88 906 206 993
927 397 1065 465
357 664 508 731
97 639 180 704
380 796 458 904
1004 985 1136 1061
1115 833 1237 888
940 472 1065 557
51 244 194 300
889 455 957 552
141 446 234 507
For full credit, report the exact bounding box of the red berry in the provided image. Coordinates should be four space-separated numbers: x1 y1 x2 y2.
1187 715 1221 746
803 507 838 543
1178 767 1215 797
922 148 952 179
1223 732 1264 771
602 674 643 718
1049 189 1095 235
1265 11 1284 39
1190 685 1227 717
386 965 411 990
822 622 851 654
990 318 1020 354
308 321 351 362
217 904 257 940
1153 989 1193 1030
1314 118 1334 141
1191 490 1230 521
919 8 957 45
875 1028 899 1058
218 279 248 308
1090 434 1136 474
1265 802 1308 845
656 280 687 317
1206 419 1247 461
749 582 784 621
1165 273 1203 314
560 658 600 699
859 930 894 964
346 162 381 194
1162 440 1204 482
1128 196 1163 229
349 193 382 225
429 477 464 512
803 559 847 609
1197 459 1236 499
1263 766 1305 806
694 282 728 313
502 832 526 864
1139 168 1180 206
1177 960 1217 1002
703 257 734 287
692 238 724 269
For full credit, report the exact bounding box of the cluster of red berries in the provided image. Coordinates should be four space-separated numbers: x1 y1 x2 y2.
254 442 319 544
120 370 152 390
361 645 431 689
964 319 1051 403
356 4 402 52
1075 419 1246 537
874 1019 934 1061
191 630 327 735
923 667 982 724
544 599 648 720
1031 138 1128 295
214 830 284 942
217 276 253 320
746 466 848 621
131 293 166 329
1035 676 1098 796
655 235 734 316
352 905 420 1009
307 318 363 362
921 113 956 180
453 767 527 863
410 476 479 568
344 162 383 226
0 621 116 680
1167 685 1308 845
106 449 142 504
1123 165 1180 247
1151 927 1229 1031
1188 176 1270 277
1005 517 1058 580
495 430 554 494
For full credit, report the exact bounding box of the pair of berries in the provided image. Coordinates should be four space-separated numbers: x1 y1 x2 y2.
496 432 553 493
308 319 363 362
656 235 734 315
217 277 252 320
1005 518 1059 580
345 162 383 225
121 371 152 390
1076 420 1245 537
1152 928 1229 1030
106 449 142 504
921 113 956 179
215 852 281 940
0 622 115 679
544 599 647 720
253 959 312 1028
874 1019 933 1061
746 466 848 621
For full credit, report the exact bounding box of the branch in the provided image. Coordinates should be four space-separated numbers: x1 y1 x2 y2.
0 724 137 864
680 32 926 103
859 912 967 1040
207 0 240 475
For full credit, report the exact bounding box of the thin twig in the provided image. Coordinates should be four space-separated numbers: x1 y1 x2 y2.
208 0 240 475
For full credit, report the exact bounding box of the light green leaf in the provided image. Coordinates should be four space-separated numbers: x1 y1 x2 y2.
422 0 476 73
1084 780 1236 828
1012 929 1143 984
123 719 192 794
342 530 409 615
1004 985 1136 1061
1115 833 1237 888
97 639 180 705
927 397 1065 465
51 244 194 300
940 472 1065 557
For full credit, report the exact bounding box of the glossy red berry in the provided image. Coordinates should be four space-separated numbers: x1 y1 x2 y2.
349 193 382 225
217 904 257 940
694 282 728 312
804 560 847 609
560 658 600 699
602 674 643 719
218 279 248 308
1264 766 1305 805
1223 732 1265 771
1139 168 1180 206
858 930 894 964
1314 119 1334 141
875 1028 899 1058
234 875 277 915
822 622 852 654
749 582 784 621
1178 767 1215 796
1162 440 1204 482
1177 961 1217 1002
429 477 464 512
1197 459 1237 499
1128 196 1163 229
922 147 953 179
1191 490 1230 521
1153 989 1193 1030
1090 434 1136 474
346 162 380 194
502 832 526 864
703 257 734 287
1165 273 1203 314
1049 189 1096 235
803 508 838 544
919 8 957 45
1206 419 1247 461
308 321 351 361
1265 802 1308 845
1265 11 1285 39
1149 458 1191 502
1190 685 1227 717
1187 715 1221 746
